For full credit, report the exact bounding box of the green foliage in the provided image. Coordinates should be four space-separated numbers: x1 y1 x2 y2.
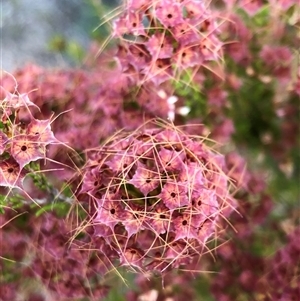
48 35 85 64
0 193 25 214
230 78 277 146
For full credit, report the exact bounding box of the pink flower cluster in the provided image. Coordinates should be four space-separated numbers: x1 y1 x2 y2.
0 63 179 173
113 0 223 85
0 206 109 300
212 226 300 301
262 228 300 299
79 120 236 273
0 86 58 191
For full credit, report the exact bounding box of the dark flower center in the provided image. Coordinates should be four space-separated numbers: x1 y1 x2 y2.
170 192 177 198
167 13 173 19
132 22 137 27
110 208 116 215
65 281 72 288
21 145 27 151
159 214 166 219
182 220 188 226
146 178 151 183
7 167 14 173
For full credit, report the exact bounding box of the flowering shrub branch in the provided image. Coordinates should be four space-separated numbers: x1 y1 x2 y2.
0 0 299 300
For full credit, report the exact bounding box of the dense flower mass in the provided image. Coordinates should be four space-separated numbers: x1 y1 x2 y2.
0 207 110 301
113 0 223 85
79 120 236 273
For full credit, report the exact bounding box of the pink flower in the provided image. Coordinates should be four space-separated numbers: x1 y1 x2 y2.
144 203 174 234
119 247 144 269
80 166 105 194
155 0 183 28
112 14 128 37
130 164 160 195
136 86 170 117
0 157 27 189
10 134 45 168
164 239 191 267
157 148 185 172
184 0 207 20
121 205 146 237
145 33 174 59
126 11 146 36
197 218 216 244
173 210 201 241
172 46 203 69
1 89 40 111
128 0 150 10
26 118 57 144
179 162 204 188
155 128 186 145
191 188 219 219
127 44 151 72
106 152 135 174
159 181 189 210
171 20 199 46
94 195 124 231
199 35 223 61
141 58 173 86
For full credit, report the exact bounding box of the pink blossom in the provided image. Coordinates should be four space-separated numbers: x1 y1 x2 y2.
26 118 57 144
157 147 185 172
144 203 174 234
145 33 174 59
171 20 200 46
173 210 201 241
94 195 124 231
141 58 173 86
10 134 45 168
0 157 27 189
155 0 183 28
130 164 160 195
159 181 189 210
